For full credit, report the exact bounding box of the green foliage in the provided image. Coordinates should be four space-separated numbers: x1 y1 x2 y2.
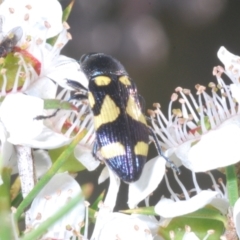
0 54 26 91
49 146 85 173
158 207 226 239
226 165 238 207
120 206 155 216
43 99 74 110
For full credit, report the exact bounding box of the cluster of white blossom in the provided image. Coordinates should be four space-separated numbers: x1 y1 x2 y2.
0 0 90 239
0 0 240 239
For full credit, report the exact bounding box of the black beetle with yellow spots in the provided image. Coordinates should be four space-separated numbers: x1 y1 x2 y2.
68 53 179 182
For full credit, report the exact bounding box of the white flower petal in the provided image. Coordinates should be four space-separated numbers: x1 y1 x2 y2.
233 198 240 238
209 197 229 214
128 156 166 209
98 166 109 184
74 144 100 171
155 190 218 218
0 93 44 142
217 46 240 71
183 232 200 240
13 125 72 149
0 121 17 172
176 123 240 172
33 150 51 179
29 172 85 239
104 167 121 210
230 83 240 104
217 46 240 89
166 151 182 167
0 0 63 39
25 77 57 99
0 93 72 148
47 55 89 90
134 215 159 237
97 213 153 240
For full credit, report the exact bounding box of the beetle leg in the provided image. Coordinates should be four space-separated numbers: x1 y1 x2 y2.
92 140 104 162
34 91 88 120
66 78 88 92
148 127 181 174
34 108 61 120
71 93 88 101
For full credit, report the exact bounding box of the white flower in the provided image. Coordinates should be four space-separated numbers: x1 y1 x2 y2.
0 0 96 181
0 93 67 148
93 212 153 240
0 93 94 150
0 0 61 95
0 0 63 40
0 0 88 97
150 71 240 172
125 170 227 239
28 172 85 240
154 171 228 218
0 0 92 163
217 46 240 104
128 156 166 209
96 156 166 212
0 117 51 185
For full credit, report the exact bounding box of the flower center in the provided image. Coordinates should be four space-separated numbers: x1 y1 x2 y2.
0 48 41 94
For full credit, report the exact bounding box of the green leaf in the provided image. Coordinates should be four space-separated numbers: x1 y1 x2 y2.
0 168 13 240
0 54 26 91
91 191 105 211
226 164 238 207
158 207 226 240
10 176 21 202
88 208 97 223
11 192 23 208
49 146 85 173
62 0 75 23
43 99 75 110
120 206 155 216
159 216 224 240
180 206 227 227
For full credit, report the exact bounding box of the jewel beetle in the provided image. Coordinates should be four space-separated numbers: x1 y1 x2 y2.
66 53 179 182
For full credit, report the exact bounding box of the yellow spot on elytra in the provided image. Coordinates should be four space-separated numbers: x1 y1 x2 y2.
119 76 131 86
134 141 148 156
126 96 147 125
100 142 126 159
94 95 120 129
94 76 111 86
88 92 95 108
